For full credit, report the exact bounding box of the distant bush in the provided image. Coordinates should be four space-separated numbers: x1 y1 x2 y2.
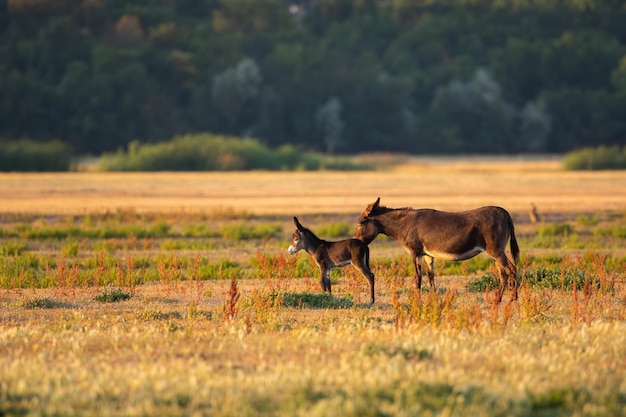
576 214 599 227
0 241 28 256
315 222 352 238
197 259 241 279
99 134 371 171
220 223 282 240
594 225 626 239
537 223 574 237
563 145 626 170
0 139 72 172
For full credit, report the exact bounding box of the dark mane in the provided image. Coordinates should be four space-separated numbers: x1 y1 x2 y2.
368 205 413 217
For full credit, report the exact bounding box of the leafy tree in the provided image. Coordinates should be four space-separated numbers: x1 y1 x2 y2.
315 96 344 154
423 70 518 153
519 101 551 152
2 0 626 157
211 57 263 135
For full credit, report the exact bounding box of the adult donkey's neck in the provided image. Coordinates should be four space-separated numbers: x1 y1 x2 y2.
372 207 415 239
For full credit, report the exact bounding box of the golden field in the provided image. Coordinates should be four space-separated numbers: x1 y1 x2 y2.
1 157 625 216
1 158 626 416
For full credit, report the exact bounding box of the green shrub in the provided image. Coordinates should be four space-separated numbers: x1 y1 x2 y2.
563 145 626 170
465 274 499 292
0 241 28 256
594 226 626 239
98 134 371 171
0 139 72 172
373 256 413 277
523 267 589 290
274 292 354 309
95 287 132 302
220 223 281 240
291 256 317 278
576 214 599 227
439 255 494 275
315 222 351 238
537 223 574 237
466 267 594 292
17 297 72 309
138 310 183 321
61 241 79 257
197 259 241 279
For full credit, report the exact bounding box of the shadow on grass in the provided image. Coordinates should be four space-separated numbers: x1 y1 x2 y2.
12 297 76 309
274 292 354 309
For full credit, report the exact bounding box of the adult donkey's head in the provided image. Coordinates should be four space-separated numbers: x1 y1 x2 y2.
354 197 383 244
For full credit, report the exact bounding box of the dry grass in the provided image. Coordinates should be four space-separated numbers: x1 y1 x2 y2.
2 276 625 416
1 158 626 416
1 156 625 216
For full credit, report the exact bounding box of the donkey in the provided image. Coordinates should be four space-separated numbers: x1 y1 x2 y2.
288 217 376 304
354 198 519 303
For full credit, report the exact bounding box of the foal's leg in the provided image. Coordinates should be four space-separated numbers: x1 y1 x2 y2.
423 255 435 290
325 271 332 293
319 264 331 293
352 247 375 304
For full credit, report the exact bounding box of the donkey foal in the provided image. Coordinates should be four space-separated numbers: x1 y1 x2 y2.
288 217 376 304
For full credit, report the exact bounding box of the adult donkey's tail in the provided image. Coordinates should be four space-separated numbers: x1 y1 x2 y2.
508 213 520 265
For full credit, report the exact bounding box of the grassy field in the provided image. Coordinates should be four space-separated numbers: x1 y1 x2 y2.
1 158 626 416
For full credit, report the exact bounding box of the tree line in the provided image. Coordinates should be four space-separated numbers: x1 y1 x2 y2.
2 0 626 156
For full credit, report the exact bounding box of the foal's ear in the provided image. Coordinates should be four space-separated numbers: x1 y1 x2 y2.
293 217 303 231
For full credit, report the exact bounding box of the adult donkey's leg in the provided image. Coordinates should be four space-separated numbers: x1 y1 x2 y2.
422 255 435 290
506 257 518 301
411 253 423 290
493 253 516 303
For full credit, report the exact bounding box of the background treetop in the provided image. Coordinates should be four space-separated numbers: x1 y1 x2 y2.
2 0 625 155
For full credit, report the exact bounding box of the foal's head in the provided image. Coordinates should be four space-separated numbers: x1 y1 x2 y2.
288 216 307 254
354 197 382 244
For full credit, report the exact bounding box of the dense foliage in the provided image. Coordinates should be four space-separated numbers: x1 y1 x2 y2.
0 139 72 171
98 133 369 171
563 145 626 170
2 0 626 155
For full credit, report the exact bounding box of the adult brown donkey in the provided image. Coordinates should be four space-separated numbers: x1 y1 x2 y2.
354 198 520 303
288 217 376 304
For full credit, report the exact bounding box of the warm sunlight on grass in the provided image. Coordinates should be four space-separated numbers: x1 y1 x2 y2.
1 158 625 416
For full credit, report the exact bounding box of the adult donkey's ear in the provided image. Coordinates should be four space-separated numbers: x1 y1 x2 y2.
364 197 380 216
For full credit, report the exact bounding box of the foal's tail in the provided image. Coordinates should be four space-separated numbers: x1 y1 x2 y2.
508 214 520 265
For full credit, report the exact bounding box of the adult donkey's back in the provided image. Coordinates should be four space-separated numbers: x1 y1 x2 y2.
354 198 519 302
